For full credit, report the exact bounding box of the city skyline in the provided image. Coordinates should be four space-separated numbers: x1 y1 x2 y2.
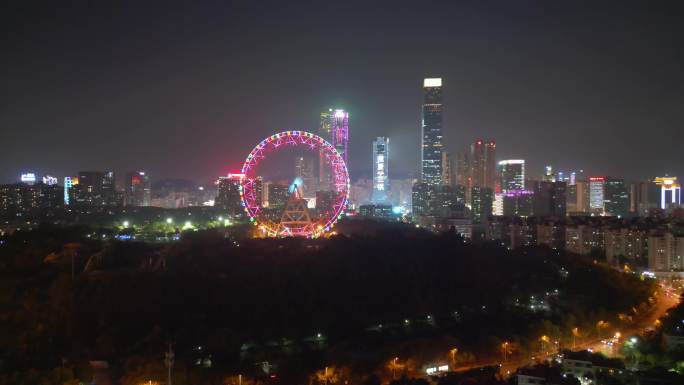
2 2 683 184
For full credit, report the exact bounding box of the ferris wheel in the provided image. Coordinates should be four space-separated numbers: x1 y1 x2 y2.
240 130 350 237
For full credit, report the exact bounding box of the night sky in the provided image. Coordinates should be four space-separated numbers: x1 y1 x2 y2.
2 1 683 184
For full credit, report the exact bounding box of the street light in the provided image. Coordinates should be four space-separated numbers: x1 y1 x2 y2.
501 342 509 363
166 218 173 224
449 347 458 366
122 220 129 227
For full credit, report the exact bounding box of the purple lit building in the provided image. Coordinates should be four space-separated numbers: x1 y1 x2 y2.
332 109 349 167
503 189 534 217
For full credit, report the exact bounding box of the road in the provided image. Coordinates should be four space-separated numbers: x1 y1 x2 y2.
453 280 682 377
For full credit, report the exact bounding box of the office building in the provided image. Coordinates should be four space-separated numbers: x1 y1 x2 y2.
371 137 390 203
469 140 485 189
266 183 290 209
421 78 443 185
319 109 334 191
502 189 534 217
604 177 630 217
76 171 116 207
295 156 316 199
124 171 151 207
533 181 567 218
484 141 497 190
589 177 606 214
567 180 590 214
498 159 525 192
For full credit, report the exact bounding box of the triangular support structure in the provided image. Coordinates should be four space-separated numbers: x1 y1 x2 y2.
279 185 315 236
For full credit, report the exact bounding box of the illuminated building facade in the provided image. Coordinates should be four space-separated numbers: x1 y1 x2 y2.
331 109 349 166
421 78 443 186
318 109 334 191
64 176 77 205
589 177 606 214
20 173 36 185
498 159 525 192
124 171 151 207
654 177 682 210
502 189 534 217
372 137 389 203
215 173 244 215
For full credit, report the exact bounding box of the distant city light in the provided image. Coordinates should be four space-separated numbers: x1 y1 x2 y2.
166 218 173 224
122 221 129 227
20 173 36 184
423 78 442 87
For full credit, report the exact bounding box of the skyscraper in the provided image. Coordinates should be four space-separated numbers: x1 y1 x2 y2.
470 186 493 223
589 177 606 214
125 171 151 207
372 137 389 203
533 181 567 218
295 156 316 199
77 171 116 206
421 78 443 185
455 151 468 186
442 151 453 187
484 140 497 190
215 173 244 215
319 109 334 191
469 140 485 189
604 177 630 217
498 160 525 192
331 109 349 166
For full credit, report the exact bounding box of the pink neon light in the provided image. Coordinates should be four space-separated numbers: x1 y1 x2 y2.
240 130 350 238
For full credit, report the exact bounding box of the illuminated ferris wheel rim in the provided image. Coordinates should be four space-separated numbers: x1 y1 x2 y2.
239 130 350 238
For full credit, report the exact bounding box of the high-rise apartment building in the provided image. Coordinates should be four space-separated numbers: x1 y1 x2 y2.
648 233 684 271
455 151 468 186
421 78 443 185
371 137 389 203
215 173 244 215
